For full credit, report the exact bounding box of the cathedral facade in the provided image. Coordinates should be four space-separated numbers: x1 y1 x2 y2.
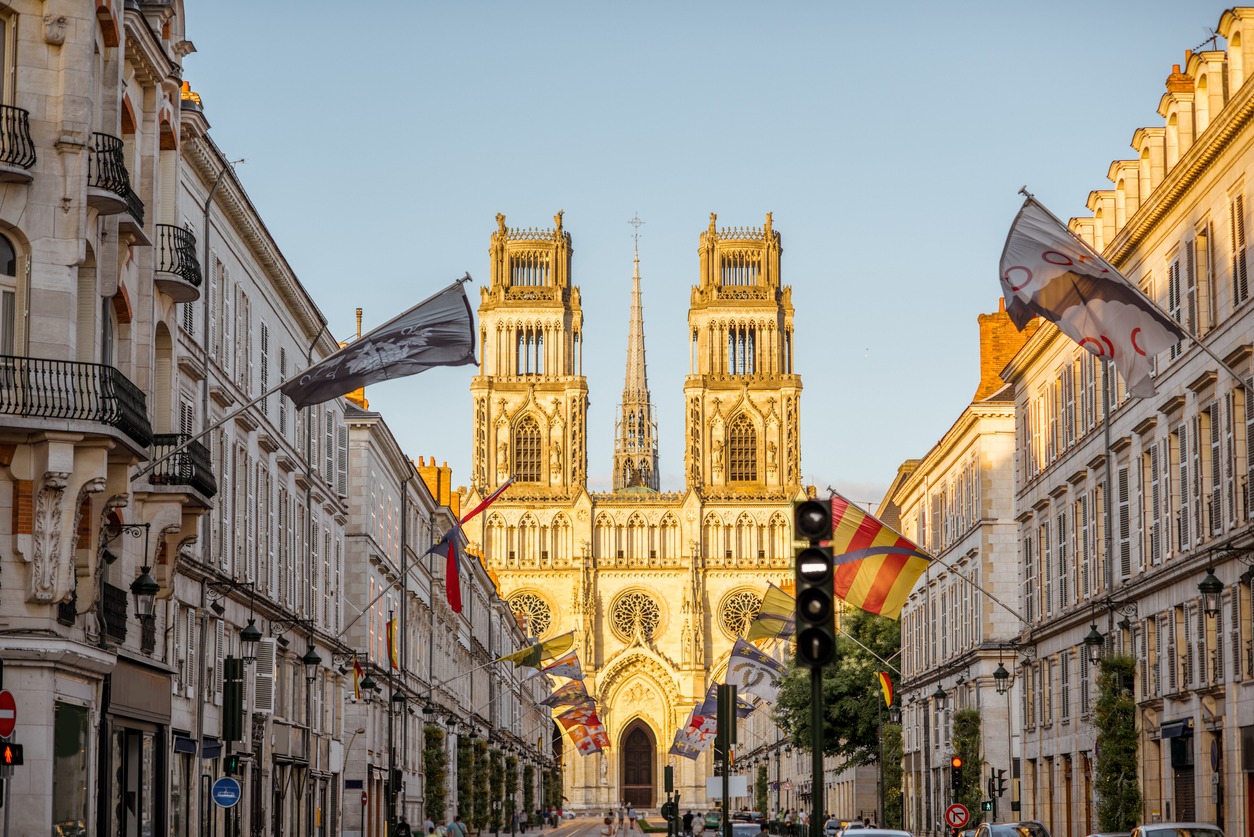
463 212 807 809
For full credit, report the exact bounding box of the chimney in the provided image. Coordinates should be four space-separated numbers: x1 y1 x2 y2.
975 301 1038 401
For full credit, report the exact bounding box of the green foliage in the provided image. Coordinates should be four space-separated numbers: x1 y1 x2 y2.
457 738 474 822
881 723 903 829
755 763 769 815
523 764 535 817
473 740 490 830
505 755 519 823
1095 655 1141 831
774 607 901 765
951 710 984 819
424 725 449 822
489 749 505 833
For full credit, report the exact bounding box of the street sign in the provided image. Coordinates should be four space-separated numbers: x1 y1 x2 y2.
0 691 16 739
211 777 242 809
945 804 969 830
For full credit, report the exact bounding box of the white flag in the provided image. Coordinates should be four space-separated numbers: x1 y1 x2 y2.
726 637 787 703
999 198 1186 397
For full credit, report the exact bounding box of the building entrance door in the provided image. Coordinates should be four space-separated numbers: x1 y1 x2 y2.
621 721 655 808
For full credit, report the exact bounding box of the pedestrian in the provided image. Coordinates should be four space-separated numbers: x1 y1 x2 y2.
784 810 794 837
692 813 706 837
618 804 626 832
424 815 436 835
522 809 531 832
602 816 616 837
628 806 638 832
513 810 521 835
683 810 694 837
448 814 470 837
395 816 413 837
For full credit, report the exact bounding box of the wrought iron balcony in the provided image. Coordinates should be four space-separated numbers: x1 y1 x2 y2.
149 433 217 499
0 355 153 448
154 225 202 302
103 582 128 643
87 133 143 222
0 105 35 182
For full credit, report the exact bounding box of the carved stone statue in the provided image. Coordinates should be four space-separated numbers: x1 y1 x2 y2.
708 212 717 235
497 439 509 475
766 441 777 466
550 442 562 479
554 210 564 231
764 211 773 235
496 213 506 234
711 440 724 470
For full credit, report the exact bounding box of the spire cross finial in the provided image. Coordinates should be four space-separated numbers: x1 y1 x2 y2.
629 213 645 248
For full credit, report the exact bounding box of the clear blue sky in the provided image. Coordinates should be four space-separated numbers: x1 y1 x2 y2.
185 1 1230 505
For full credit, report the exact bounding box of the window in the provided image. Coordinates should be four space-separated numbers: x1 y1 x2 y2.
0 233 16 355
1118 465 1131 577
1144 444 1162 565
1076 494 1090 598
727 414 757 482
1205 404 1222 536
1060 652 1071 721
1168 257 1183 361
1190 225 1214 335
513 415 542 482
726 325 756 375
1231 191 1249 307
1055 511 1068 612
1173 422 1190 549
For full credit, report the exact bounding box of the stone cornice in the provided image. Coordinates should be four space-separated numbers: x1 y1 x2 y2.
123 6 178 87
1107 67 1254 266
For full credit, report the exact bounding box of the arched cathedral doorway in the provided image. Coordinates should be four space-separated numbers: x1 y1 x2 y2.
620 720 656 808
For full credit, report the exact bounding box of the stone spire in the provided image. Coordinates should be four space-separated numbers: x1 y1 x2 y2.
613 226 659 492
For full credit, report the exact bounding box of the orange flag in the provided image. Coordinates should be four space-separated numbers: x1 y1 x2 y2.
828 493 931 620
877 672 893 708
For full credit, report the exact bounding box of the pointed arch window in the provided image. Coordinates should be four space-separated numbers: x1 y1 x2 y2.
727 414 757 482
513 416 542 482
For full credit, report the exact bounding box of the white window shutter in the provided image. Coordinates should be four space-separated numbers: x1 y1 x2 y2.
186 609 197 698
214 618 225 705
254 637 276 714
337 426 348 498
171 601 182 689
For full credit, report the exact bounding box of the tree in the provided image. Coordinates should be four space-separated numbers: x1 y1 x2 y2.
474 740 490 831
505 755 519 829
774 607 901 766
424 725 449 822
755 763 769 815
523 764 536 819
1095 655 1141 831
881 723 903 829
458 738 475 824
489 748 505 834
951 710 984 820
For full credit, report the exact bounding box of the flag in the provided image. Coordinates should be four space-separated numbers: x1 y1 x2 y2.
877 672 894 708
353 658 364 701
541 679 595 708
697 684 755 719
670 708 717 759
386 617 399 670
279 280 477 409
498 632 576 668
425 527 469 614
1000 197 1186 398
540 650 584 681
726 638 787 702
557 706 607 756
460 477 514 525
828 492 931 620
744 584 796 642
435 478 513 615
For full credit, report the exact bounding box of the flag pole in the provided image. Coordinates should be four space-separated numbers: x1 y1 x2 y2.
1019 187 1249 389
835 626 900 676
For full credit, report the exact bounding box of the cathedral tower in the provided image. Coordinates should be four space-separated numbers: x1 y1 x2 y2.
612 236 660 491
684 212 801 494
470 212 588 494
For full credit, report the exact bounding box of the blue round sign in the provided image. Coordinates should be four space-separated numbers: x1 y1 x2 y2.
211 776 242 809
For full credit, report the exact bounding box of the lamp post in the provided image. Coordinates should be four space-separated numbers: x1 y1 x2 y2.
273 616 321 837
1199 567 1223 616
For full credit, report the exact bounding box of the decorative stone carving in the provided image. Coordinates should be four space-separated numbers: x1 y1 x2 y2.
30 472 69 602
43 15 67 45
508 591 553 637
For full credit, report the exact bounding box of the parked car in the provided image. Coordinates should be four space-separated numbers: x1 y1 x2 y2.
863 830 911 837
823 819 842 837
840 822 867 837
974 821 1052 837
733 823 766 837
1130 824 1224 837
1084 832 1130 837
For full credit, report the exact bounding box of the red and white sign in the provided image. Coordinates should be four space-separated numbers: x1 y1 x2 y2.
945 804 969 830
0 691 16 738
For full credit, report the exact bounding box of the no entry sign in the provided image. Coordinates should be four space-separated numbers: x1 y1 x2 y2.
945 803 969 830
0 691 16 738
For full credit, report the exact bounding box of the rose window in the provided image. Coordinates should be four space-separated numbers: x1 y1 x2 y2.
508 592 553 638
610 591 661 640
719 590 762 637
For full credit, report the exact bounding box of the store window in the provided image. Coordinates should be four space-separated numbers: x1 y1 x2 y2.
52 702 90 836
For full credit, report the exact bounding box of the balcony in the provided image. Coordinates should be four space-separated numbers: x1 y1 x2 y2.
149 433 217 499
0 355 153 448
87 133 144 228
154 225 202 302
0 105 35 183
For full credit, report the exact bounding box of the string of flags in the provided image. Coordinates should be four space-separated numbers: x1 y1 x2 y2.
496 633 606 756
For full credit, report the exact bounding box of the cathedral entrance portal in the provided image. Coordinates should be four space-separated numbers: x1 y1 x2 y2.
620 720 656 808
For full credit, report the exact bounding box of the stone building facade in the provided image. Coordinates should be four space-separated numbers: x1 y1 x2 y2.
1001 8 1254 837
462 212 808 810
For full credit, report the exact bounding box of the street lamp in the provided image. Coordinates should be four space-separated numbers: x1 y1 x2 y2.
993 663 1011 695
931 684 946 709
1084 624 1105 666
130 566 159 621
301 643 322 677
1199 567 1223 616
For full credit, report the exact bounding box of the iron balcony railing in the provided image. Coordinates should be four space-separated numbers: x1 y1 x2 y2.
0 355 153 448
88 132 134 199
150 433 217 498
0 105 35 170
123 185 145 226
154 225 202 288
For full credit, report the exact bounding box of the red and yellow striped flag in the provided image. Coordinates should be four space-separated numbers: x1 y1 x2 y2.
353 657 364 700
828 494 930 620
386 617 400 670
877 671 894 708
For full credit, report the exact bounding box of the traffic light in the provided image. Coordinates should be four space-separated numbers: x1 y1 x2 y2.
224 754 241 775
0 743 21 766
950 756 963 794
794 499 836 668
995 768 1007 797
981 801 993 812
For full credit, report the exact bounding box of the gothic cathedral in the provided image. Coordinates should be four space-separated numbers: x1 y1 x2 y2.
464 211 806 809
